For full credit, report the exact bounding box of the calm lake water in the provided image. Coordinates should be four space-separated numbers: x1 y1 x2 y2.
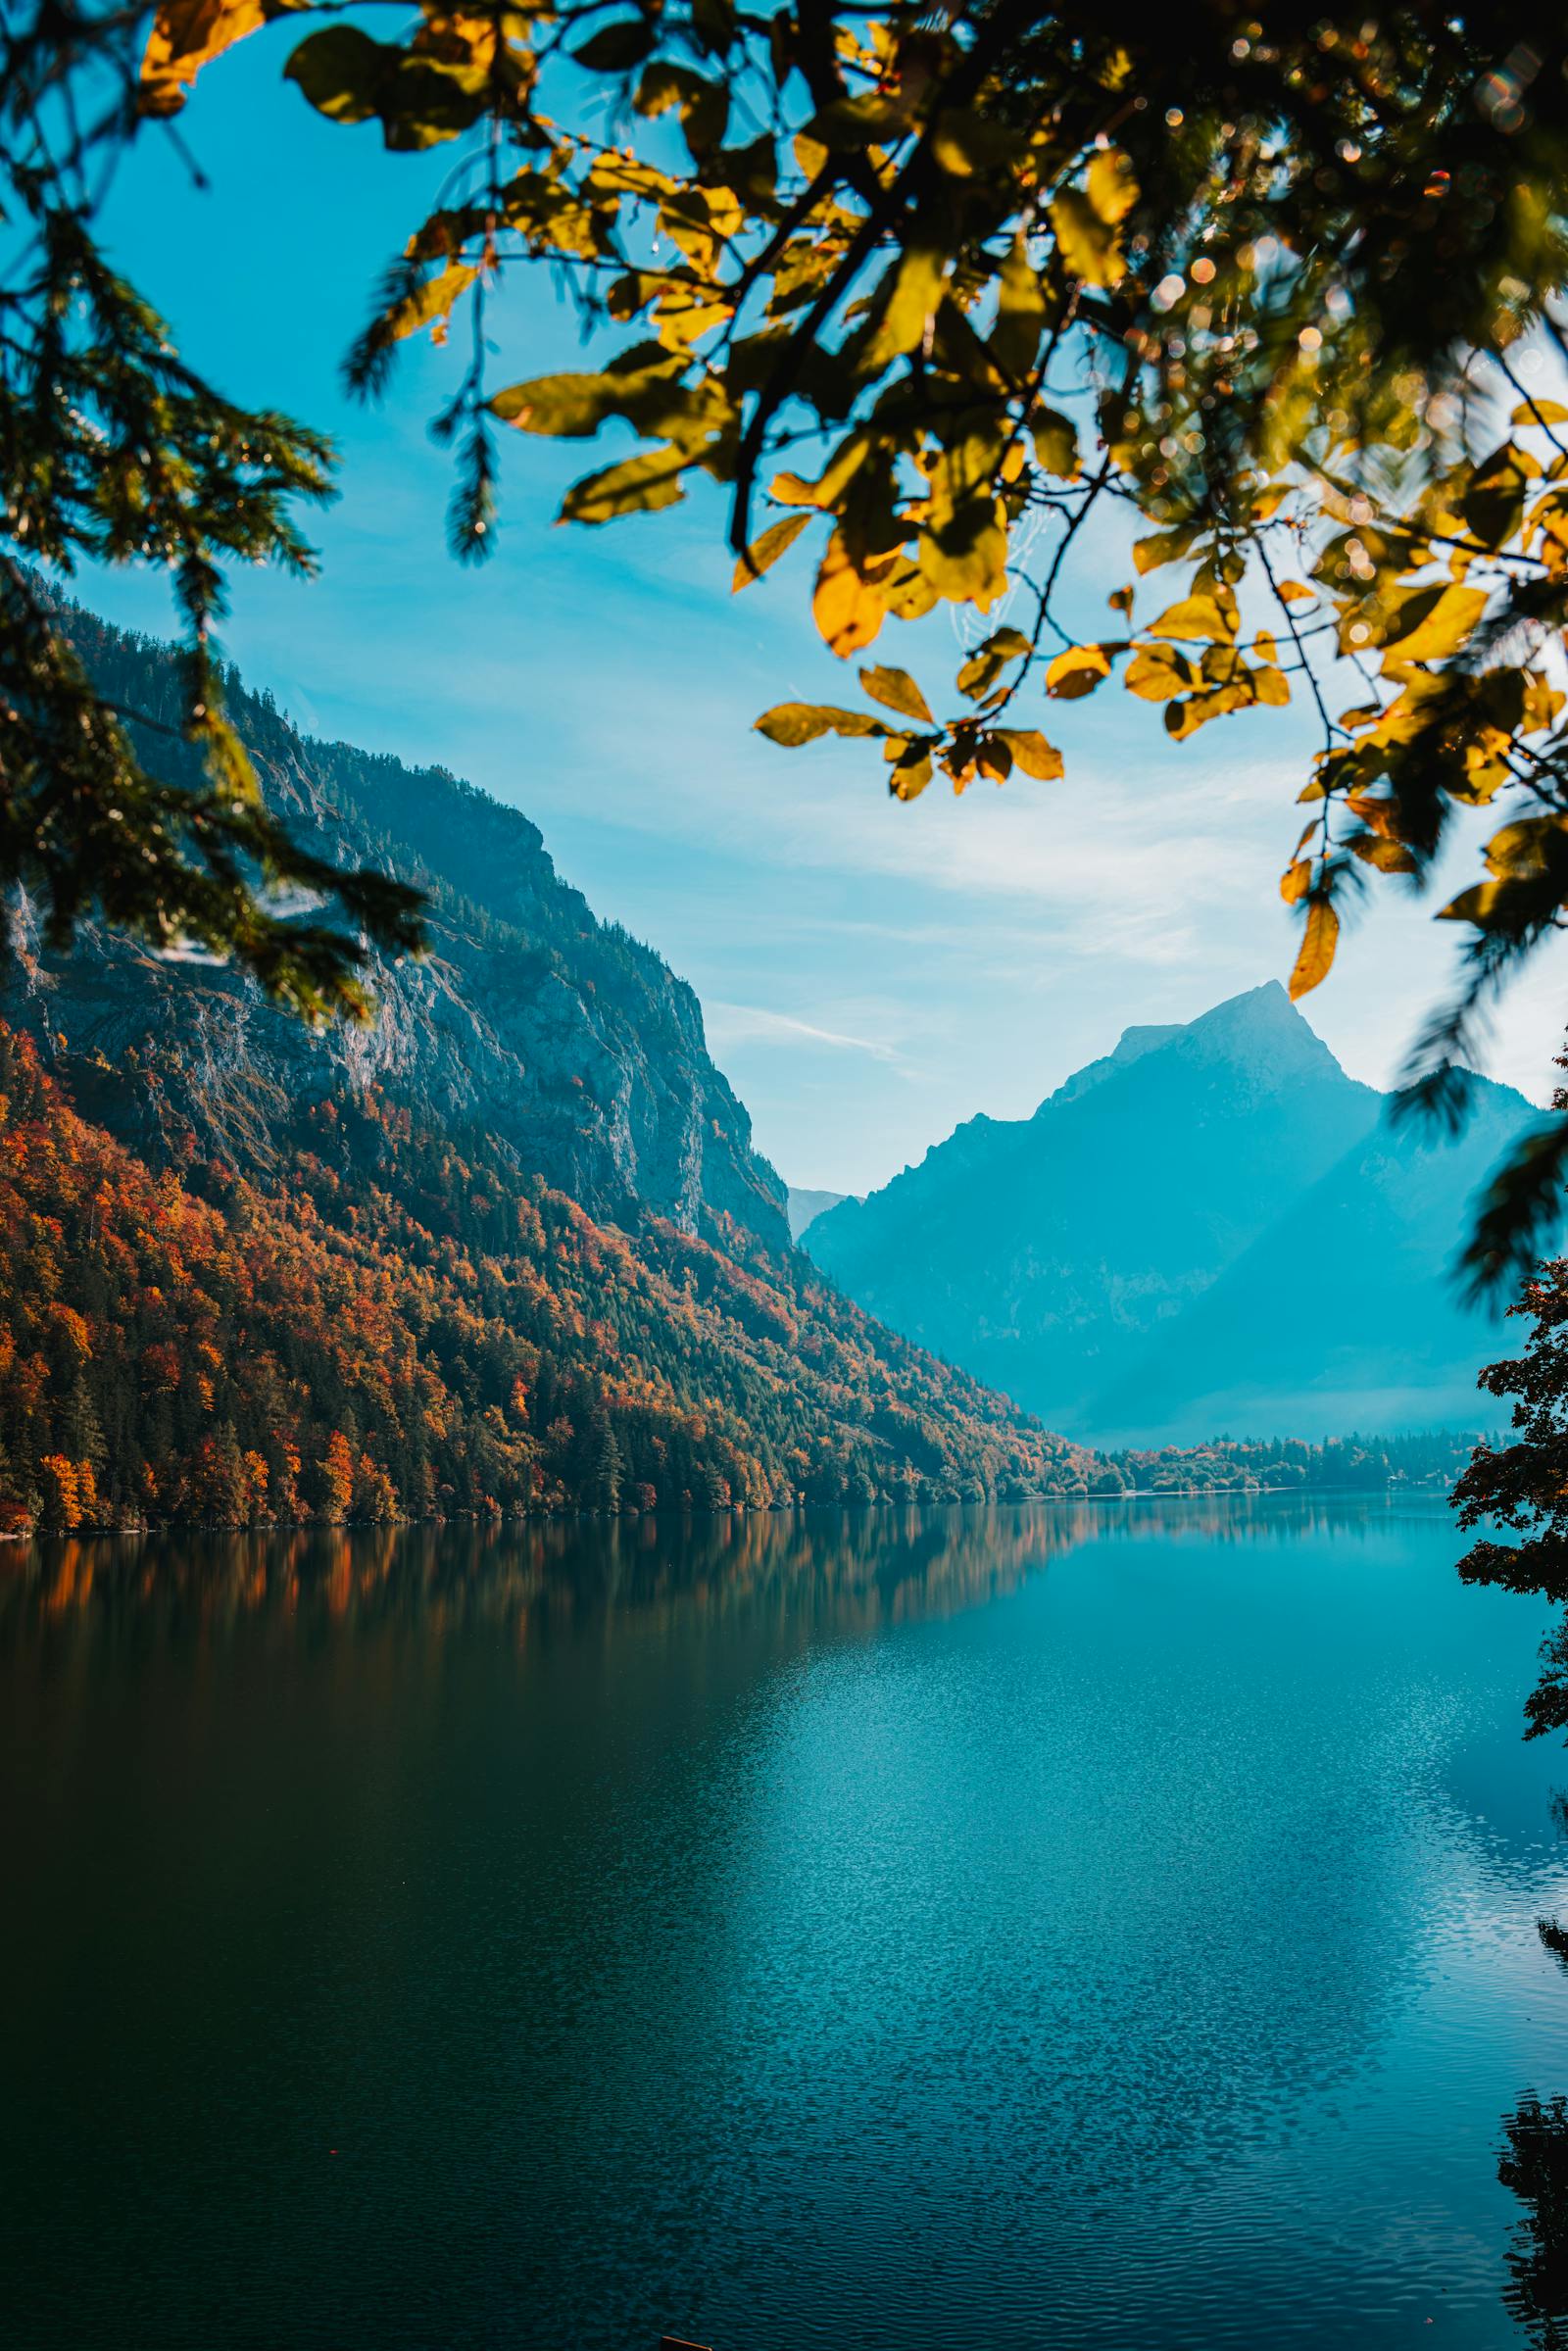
4 1496 1568 2350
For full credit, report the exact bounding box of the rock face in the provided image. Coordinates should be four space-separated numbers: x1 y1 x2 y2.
804 983 1553 1442
10 607 789 1250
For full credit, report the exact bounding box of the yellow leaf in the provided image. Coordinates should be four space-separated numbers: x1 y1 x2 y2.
1380 583 1487 666
996 729 1064 780
1147 591 1238 645
733 512 811 591
140 0 284 114
867 244 949 365
1513 398 1568 425
976 735 1013 782
1046 643 1113 699
1438 881 1506 924
1031 408 1081 479
889 747 933 801
929 108 1024 177
993 238 1045 381
1132 524 1201 574
380 261 478 347
560 448 689 524
813 534 887 659
1050 188 1126 288
1351 836 1417 873
918 502 1008 610
1280 858 1313 905
1275 578 1315 603
1086 147 1139 225
754 703 891 747
859 665 934 724
1289 897 1339 1000
1124 645 1193 701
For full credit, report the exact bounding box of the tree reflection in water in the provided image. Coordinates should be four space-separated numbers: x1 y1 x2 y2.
1501 1791 1568 2348
0 1489 1421 1652
1501 2088 1568 2350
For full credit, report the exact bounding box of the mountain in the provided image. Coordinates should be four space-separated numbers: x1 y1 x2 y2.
0 1024 1096 1531
0 609 1099 1530
15 605 788 1249
804 985 1550 1444
787 1186 851 1241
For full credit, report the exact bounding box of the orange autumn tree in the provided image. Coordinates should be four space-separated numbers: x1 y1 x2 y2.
0 1023 1093 1528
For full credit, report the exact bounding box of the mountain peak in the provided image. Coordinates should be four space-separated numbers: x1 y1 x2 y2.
1042 983 1343 1118
1176 980 1348 1081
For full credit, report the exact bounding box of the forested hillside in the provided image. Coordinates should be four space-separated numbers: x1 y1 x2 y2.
0 1027 1094 1534
16 603 788 1248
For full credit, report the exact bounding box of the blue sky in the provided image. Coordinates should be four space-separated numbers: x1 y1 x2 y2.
74 36 1568 1194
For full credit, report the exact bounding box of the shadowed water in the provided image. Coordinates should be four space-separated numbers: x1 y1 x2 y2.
4 1495 1567 2349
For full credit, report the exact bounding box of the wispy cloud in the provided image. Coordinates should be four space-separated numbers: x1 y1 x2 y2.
704 1001 906 1063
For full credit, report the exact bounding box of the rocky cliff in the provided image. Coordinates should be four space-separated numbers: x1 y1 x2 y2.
8 605 789 1249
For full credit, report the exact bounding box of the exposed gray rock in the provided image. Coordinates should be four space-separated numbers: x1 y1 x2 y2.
7 606 789 1249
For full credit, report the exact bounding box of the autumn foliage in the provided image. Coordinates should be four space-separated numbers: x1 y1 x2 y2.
0 1024 1093 1534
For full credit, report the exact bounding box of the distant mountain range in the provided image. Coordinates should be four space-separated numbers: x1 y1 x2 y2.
787 1187 852 1241
802 984 1552 1445
0 606 1098 1529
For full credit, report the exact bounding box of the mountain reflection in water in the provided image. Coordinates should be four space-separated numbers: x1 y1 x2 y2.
1 1490 1429 1650
6 1494 1568 2351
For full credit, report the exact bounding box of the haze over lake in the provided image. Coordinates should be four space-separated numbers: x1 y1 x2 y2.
5 1495 1567 2351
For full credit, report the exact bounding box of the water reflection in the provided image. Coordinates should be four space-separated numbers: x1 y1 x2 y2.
0 1489 1442 1658
1501 2091 1568 2348
1496 1794 1568 2348
7 1495 1568 2350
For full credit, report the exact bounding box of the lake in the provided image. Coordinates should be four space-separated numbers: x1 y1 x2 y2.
4 1496 1567 2349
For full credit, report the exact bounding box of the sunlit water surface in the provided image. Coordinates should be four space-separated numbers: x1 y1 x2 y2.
5 1495 1568 2349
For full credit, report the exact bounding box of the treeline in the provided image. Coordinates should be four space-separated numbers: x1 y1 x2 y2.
1100 1430 1485 1495
0 1026 1095 1534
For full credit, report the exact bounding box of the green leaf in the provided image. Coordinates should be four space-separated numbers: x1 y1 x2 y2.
859 665 934 724
754 704 891 747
